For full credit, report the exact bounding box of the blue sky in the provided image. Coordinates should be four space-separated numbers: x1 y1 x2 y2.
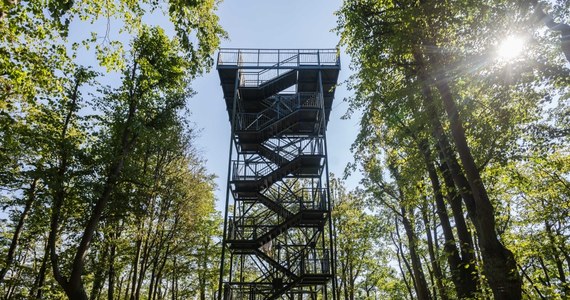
187 0 362 209
67 0 361 210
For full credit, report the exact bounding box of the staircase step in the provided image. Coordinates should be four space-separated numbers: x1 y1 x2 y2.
239 70 297 100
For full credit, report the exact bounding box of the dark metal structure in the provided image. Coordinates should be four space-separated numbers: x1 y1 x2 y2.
217 49 340 300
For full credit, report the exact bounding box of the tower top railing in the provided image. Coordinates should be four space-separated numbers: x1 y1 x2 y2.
217 48 340 69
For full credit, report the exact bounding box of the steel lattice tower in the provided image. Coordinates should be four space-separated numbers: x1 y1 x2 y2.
217 49 340 300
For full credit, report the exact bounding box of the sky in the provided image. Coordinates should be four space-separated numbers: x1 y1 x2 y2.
66 0 362 211
186 0 362 209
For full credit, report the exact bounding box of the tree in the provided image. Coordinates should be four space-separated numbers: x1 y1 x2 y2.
337 0 568 298
1 0 225 297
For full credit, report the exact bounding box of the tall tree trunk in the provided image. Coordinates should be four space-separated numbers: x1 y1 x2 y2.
420 72 480 294
48 74 88 300
89 244 108 300
349 256 355 300
148 259 157 300
135 235 151 300
199 240 209 300
0 177 38 283
413 46 519 298
400 204 432 300
437 151 479 296
108 238 116 300
124 264 133 300
130 239 142 300
420 197 448 300
434 78 521 299
392 230 414 300
32 241 50 299
171 256 177 300
419 139 476 298
49 66 139 300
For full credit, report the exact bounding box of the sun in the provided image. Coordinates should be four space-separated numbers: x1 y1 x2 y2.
497 35 525 60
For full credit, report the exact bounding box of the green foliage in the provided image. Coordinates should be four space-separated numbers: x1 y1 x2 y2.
0 0 224 298
337 0 569 298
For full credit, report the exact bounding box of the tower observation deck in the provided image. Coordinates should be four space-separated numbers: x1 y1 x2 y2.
216 49 340 300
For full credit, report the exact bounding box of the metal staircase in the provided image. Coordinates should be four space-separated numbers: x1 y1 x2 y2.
217 49 340 300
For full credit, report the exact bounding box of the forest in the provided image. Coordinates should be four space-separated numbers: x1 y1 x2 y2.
1 0 569 299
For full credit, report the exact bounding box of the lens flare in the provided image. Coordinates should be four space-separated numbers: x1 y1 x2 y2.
497 35 524 60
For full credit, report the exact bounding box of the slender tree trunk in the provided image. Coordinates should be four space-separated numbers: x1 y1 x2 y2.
199 241 208 300
342 258 349 300
32 241 50 299
400 204 432 300
437 152 479 296
349 257 355 300
148 259 157 300
49 66 139 300
545 221 568 294
124 264 133 300
108 233 116 300
130 239 142 300
392 231 414 300
171 256 177 300
48 74 89 300
418 139 477 298
4 249 25 300
0 177 38 283
153 249 169 300
135 236 151 300
412 45 520 298
89 244 108 300
421 198 448 300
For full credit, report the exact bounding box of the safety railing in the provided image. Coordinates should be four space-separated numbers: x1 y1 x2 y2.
218 48 340 68
231 160 276 181
262 187 327 212
301 248 331 275
236 92 322 132
228 216 276 241
231 154 323 182
228 189 327 241
240 187 327 218
270 137 325 160
224 283 271 300
296 188 327 211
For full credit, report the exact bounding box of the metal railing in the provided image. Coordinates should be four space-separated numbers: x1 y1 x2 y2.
236 92 322 132
218 48 340 68
262 186 327 212
263 137 325 163
301 248 331 275
231 152 323 182
228 191 327 241
224 283 271 300
228 216 276 241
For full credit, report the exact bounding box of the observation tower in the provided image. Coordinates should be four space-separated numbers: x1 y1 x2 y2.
217 49 340 300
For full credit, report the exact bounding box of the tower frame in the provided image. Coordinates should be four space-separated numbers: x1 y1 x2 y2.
217 49 340 300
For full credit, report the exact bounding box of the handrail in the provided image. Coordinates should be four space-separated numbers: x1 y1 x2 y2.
239 55 299 87
301 248 331 275
236 92 322 132
217 48 340 68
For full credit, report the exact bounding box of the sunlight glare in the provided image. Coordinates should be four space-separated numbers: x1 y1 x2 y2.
497 35 524 60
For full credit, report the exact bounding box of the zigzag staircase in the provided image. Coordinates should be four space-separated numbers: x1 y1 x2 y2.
218 49 339 300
